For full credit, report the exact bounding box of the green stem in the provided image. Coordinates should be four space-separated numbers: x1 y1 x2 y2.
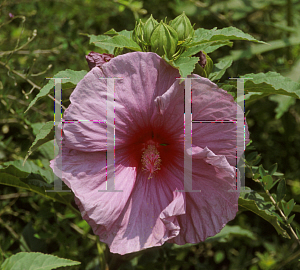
246 164 300 245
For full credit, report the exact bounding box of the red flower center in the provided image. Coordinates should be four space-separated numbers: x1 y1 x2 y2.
141 141 162 179
122 125 183 180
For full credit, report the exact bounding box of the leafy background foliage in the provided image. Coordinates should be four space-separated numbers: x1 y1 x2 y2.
1 0 300 269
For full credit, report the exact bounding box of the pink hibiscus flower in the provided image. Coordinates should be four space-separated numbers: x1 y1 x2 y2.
50 51 249 255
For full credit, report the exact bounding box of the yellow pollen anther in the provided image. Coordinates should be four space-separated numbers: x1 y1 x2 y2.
141 144 161 179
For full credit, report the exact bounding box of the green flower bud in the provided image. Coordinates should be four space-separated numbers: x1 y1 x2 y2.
132 20 144 47
196 51 207 68
169 11 194 43
143 14 158 44
192 51 213 77
204 53 213 76
150 21 178 59
193 63 207 77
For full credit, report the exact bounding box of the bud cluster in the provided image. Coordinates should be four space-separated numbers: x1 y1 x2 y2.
130 12 213 77
132 12 194 60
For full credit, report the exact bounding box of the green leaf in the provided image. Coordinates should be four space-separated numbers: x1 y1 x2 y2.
209 59 233 81
262 175 274 190
23 174 53 189
268 163 278 176
0 252 80 270
180 45 207 58
172 225 256 249
272 212 284 224
190 26 265 47
0 158 55 184
252 155 262 166
93 34 141 52
38 142 55 161
253 172 260 180
283 199 295 217
181 40 232 57
87 34 115 53
251 165 284 176
0 172 76 212
269 95 296 119
25 69 88 113
205 225 256 243
258 164 267 178
287 214 295 224
276 179 286 202
246 152 258 163
104 28 119 36
291 204 300 213
24 122 54 163
172 56 199 78
219 83 236 95
240 72 300 104
204 41 233 53
272 179 280 189
0 161 30 179
238 188 290 239
117 30 133 39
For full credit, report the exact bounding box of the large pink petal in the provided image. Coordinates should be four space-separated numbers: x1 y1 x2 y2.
190 77 249 166
92 163 186 255
50 144 187 255
151 79 185 140
63 52 180 152
101 52 180 129
167 146 239 244
50 146 137 233
153 74 249 166
62 67 111 152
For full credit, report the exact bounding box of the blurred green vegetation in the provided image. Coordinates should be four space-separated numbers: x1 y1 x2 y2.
1 0 300 269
